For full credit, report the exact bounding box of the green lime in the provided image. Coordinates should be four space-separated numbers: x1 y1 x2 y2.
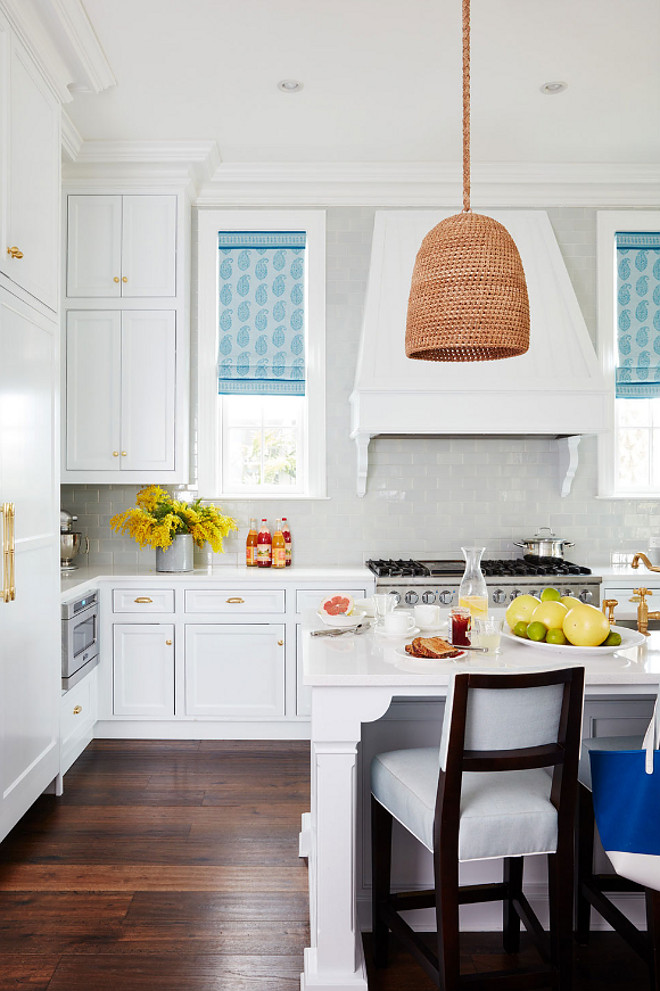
540 587 562 602
527 621 547 642
513 621 529 638
602 631 622 647
546 627 568 645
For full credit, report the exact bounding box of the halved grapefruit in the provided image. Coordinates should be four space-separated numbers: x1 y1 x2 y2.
319 594 354 617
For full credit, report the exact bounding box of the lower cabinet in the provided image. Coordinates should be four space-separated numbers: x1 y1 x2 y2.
113 623 174 716
184 625 285 717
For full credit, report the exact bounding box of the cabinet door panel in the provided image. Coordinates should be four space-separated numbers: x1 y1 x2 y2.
4 36 59 309
0 297 59 842
113 624 174 716
185 625 285 717
66 312 121 470
122 196 176 297
121 311 176 471
66 196 122 298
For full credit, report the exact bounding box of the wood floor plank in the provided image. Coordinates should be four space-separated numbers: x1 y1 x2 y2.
0 863 308 892
0 953 60 991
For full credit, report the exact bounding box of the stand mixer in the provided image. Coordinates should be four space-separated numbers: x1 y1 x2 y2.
60 510 89 571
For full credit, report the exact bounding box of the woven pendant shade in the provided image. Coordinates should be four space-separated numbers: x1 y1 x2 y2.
405 0 530 363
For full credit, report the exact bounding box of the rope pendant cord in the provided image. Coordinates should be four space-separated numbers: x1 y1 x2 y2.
462 0 470 213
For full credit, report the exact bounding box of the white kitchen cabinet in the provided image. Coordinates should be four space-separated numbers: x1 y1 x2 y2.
184 624 286 718
66 195 176 298
60 667 98 778
0 293 60 842
64 309 176 475
0 16 60 311
113 623 175 717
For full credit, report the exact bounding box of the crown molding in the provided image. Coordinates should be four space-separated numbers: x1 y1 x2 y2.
62 140 222 194
61 111 83 163
195 161 660 208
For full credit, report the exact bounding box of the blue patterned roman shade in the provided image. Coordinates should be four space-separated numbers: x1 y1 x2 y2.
216 231 306 396
616 232 660 398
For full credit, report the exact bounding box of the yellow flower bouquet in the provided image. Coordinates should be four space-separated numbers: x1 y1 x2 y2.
110 485 238 552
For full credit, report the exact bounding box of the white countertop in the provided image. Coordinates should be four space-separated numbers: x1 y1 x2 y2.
301 614 660 692
61 564 374 599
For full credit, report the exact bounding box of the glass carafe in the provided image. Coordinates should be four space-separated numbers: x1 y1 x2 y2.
458 546 488 619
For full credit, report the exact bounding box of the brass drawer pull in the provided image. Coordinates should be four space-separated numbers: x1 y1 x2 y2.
134 596 153 604
2 503 15 603
73 705 82 715
226 596 245 604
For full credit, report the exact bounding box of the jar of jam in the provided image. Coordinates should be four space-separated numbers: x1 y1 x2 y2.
450 606 471 646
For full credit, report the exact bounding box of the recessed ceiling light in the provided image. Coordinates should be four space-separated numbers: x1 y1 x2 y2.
540 81 568 95
277 79 303 93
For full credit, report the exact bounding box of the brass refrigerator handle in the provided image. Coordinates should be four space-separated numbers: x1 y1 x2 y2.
2 502 15 603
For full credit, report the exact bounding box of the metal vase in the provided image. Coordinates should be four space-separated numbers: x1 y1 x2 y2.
156 534 194 572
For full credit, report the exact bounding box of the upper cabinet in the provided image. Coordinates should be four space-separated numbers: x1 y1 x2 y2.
66 195 177 298
0 16 60 311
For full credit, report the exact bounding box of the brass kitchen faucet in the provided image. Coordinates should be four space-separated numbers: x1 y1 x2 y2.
630 553 660 635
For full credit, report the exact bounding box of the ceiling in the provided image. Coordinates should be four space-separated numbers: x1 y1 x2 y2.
65 0 660 165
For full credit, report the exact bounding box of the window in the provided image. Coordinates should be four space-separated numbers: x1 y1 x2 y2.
598 212 660 497
197 211 326 498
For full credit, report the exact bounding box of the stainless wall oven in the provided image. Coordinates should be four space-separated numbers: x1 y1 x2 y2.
61 589 100 690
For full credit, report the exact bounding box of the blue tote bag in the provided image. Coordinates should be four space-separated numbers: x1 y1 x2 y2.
590 701 660 891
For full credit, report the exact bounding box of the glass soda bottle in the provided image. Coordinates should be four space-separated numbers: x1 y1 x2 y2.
281 517 292 566
246 518 258 567
272 519 286 569
458 546 488 619
257 519 272 568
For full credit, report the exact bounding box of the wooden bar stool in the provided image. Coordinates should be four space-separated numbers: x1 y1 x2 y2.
577 735 660 990
370 667 585 990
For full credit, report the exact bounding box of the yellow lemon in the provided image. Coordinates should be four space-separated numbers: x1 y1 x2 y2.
505 594 541 631
562 604 610 647
560 594 584 610
530 600 569 630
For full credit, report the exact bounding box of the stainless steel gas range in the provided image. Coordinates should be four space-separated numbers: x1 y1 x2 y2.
365 559 601 608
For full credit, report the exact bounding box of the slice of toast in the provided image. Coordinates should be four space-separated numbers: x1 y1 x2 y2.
405 636 463 659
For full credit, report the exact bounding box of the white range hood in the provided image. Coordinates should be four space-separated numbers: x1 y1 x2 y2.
350 209 608 496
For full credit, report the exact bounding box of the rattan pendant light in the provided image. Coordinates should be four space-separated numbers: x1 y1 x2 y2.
405 0 530 362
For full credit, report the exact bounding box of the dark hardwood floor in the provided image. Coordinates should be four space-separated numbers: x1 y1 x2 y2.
0 740 650 990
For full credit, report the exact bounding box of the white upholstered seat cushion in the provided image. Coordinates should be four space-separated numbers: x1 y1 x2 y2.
371 747 559 862
579 736 643 792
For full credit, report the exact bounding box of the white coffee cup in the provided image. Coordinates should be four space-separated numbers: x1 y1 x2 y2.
383 610 415 635
414 604 440 629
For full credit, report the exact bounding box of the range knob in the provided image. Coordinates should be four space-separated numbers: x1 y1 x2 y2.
404 590 419 605
492 588 507 605
509 588 522 601
438 589 454 605
389 590 401 605
579 589 594 604
421 590 437 604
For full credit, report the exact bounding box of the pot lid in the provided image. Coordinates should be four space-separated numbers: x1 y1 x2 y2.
518 527 571 543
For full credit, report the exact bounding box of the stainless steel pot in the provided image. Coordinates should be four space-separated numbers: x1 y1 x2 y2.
513 527 574 560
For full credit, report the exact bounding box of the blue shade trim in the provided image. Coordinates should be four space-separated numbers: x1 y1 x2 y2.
216 232 306 397
615 234 660 399
217 231 306 249
616 232 660 249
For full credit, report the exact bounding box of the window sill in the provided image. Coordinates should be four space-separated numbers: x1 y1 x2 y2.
596 492 660 500
202 493 330 502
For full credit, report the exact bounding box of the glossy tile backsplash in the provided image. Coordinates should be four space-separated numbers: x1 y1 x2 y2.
61 205 660 569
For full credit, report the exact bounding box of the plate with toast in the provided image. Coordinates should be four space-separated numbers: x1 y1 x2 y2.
397 635 466 661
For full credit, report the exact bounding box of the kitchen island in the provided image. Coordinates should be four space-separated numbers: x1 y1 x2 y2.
300 616 660 991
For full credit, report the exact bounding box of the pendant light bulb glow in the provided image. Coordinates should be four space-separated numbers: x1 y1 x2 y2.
405 0 530 362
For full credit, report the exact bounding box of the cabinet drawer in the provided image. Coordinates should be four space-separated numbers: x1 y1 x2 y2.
184 589 285 614
60 676 94 744
296 588 367 614
113 589 175 613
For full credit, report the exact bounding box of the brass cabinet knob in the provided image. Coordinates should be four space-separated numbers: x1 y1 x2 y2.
73 705 82 715
113 451 119 457
277 639 284 646
113 276 120 283
226 596 245 604
121 451 127 456
165 639 172 646
122 276 128 283
7 246 23 258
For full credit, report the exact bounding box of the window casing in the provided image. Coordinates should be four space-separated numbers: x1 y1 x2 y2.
598 211 660 498
197 210 326 498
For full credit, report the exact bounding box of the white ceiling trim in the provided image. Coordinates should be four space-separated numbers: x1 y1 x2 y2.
61 111 83 163
63 140 221 192
43 0 116 94
196 161 660 208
